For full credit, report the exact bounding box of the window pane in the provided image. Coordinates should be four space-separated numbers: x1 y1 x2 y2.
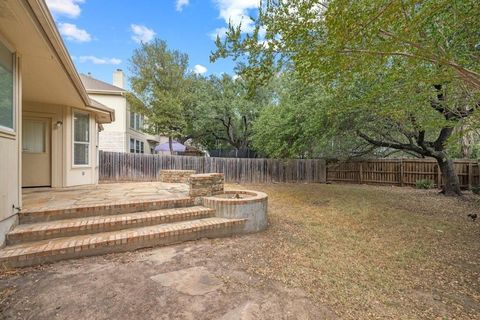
130 138 135 153
22 119 46 153
74 143 88 165
130 111 135 129
140 141 144 153
135 140 140 153
0 41 14 130
74 112 89 142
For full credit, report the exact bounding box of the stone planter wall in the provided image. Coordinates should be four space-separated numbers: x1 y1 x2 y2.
159 170 196 183
189 173 224 197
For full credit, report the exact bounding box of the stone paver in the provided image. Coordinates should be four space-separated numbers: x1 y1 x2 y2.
20 197 194 223
22 182 189 212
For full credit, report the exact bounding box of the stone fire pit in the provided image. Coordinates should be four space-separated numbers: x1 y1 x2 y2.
203 190 268 233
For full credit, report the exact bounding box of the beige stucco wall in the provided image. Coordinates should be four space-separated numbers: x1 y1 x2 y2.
0 54 20 246
89 94 126 133
0 0 111 245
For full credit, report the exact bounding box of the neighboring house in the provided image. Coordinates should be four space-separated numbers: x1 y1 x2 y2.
80 71 168 155
0 0 114 243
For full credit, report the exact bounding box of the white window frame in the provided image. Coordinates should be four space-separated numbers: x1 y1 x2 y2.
129 111 144 131
72 110 90 167
129 137 144 154
0 37 17 136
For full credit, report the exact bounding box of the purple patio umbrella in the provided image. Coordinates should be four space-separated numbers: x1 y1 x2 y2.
154 141 186 153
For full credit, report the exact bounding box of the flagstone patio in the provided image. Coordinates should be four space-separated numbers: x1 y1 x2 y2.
22 182 190 212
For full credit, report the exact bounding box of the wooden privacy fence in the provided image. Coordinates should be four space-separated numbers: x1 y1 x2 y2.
327 159 480 189
99 152 479 189
99 151 327 184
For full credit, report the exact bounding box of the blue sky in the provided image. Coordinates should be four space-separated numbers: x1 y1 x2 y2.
45 0 261 88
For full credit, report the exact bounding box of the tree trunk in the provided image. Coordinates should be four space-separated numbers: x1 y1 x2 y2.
168 136 173 155
436 156 462 196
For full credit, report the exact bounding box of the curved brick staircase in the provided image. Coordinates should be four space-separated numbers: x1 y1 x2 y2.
0 197 245 268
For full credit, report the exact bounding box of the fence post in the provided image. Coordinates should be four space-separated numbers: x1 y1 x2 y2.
319 159 326 183
478 160 480 186
468 162 473 190
399 159 404 187
359 162 363 184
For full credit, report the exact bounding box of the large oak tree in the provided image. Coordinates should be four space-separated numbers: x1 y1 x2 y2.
212 0 480 195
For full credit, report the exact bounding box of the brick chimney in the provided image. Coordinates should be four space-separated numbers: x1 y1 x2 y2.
113 69 125 89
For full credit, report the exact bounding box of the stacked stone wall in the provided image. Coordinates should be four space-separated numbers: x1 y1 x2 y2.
189 173 224 197
159 170 196 183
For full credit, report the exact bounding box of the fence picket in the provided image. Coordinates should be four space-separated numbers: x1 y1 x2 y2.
99 151 328 184
98 152 479 188
327 159 479 189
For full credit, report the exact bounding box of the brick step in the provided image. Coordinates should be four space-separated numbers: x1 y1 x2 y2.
7 206 215 245
0 218 246 268
19 197 194 224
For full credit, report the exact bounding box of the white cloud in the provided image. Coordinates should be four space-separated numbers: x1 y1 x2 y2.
58 23 91 42
193 64 208 75
79 56 122 65
176 0 189 11
209 27 229 40
46 0 85 18
130 24 156 44
213 0 260 33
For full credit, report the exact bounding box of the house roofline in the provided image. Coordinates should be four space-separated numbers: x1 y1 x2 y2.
22 0 115 122
86 89 125 96
89 98 116 123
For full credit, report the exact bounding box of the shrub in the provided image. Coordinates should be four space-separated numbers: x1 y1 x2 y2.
415 179 435 189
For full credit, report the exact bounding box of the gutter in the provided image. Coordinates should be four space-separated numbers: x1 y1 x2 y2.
86 89 125 96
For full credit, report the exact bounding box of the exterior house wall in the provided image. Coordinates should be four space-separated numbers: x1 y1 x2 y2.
127 127 157 155
0 0 114 246
86 75 169 155
0 51 21 245
126 103 168 154
22 104 100 188
98 131 126 153
89 93 127 153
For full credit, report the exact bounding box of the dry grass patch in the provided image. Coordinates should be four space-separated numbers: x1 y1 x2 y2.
226 183 480 319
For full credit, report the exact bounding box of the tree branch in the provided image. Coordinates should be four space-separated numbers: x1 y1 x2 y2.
357 131 426 155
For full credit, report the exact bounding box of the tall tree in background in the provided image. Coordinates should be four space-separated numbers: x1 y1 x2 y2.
194 74 270 151
212 0 480 195
128 39 190 153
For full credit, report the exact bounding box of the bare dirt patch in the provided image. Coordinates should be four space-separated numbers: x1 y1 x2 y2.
0 183 479 319
0 239 333 319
